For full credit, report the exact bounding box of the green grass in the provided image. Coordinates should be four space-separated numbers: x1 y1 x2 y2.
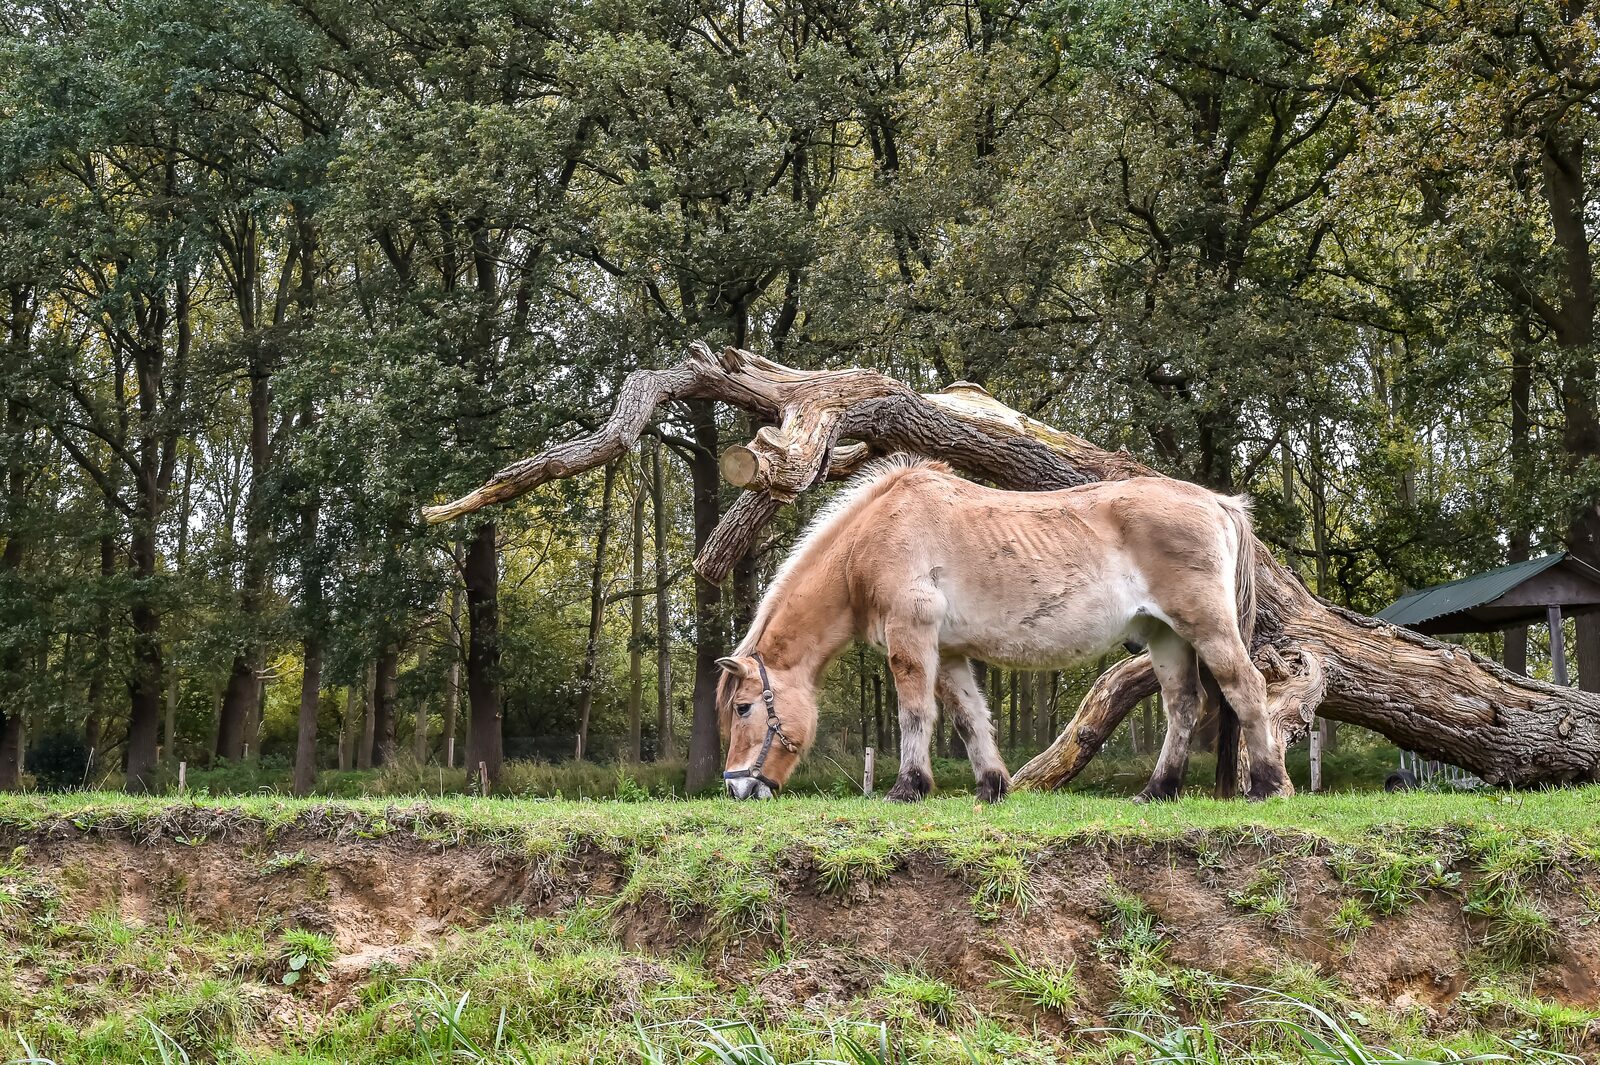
4 789 1600 1063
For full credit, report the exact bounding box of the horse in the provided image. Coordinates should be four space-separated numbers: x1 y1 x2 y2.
718 456 1286 803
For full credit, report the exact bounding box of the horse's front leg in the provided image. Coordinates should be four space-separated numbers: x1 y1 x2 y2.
885 618 941 802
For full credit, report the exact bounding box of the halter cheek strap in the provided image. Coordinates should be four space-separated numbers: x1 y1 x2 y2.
722 651 798 794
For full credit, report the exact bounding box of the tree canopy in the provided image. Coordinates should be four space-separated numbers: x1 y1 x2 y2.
2 0 1597 792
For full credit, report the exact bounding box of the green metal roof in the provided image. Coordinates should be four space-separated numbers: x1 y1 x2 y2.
1376 553 1568 629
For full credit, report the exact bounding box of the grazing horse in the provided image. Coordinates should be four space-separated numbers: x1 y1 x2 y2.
718 457 1285 803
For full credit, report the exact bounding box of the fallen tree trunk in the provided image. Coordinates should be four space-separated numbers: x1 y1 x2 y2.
423 343 1600 789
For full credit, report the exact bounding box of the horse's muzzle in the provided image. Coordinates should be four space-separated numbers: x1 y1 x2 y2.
725 776 775 800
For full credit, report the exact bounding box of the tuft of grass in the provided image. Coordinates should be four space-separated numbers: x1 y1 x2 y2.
988 945 1077 1017
877 968 959 1026
1228 865 1293 930
967 853 1035 921
279 928 336 987
1330 896 1373 941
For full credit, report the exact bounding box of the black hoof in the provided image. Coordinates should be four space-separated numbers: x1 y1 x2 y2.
1246 764 1292 801
885 766 931 803
1133 786 1180 804
976 769 1010 804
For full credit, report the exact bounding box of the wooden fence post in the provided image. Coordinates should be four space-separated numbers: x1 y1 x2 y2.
863 747 875 796
178 761 187 793
1308 720 1323 793
478 761 489 796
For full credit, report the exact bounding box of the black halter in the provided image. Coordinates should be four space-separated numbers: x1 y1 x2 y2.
722 651 798 795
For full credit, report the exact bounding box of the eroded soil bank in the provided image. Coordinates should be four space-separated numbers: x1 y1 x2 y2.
3 797 1597 1056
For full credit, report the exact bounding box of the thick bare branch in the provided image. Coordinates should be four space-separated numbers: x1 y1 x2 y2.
427 342 1600 788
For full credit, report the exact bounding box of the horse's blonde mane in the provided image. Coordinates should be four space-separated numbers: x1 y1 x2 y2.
733 454 949 655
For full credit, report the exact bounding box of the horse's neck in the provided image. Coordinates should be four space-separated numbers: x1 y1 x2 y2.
757 567 855 678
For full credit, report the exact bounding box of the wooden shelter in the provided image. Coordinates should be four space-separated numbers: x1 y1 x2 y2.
1377 552 1600 687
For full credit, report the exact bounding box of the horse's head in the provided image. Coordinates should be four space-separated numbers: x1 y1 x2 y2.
718 652 816 799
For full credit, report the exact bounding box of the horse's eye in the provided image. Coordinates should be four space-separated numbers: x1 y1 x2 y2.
735 702 753 718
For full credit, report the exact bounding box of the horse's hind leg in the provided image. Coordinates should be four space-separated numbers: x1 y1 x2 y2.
1137 628 1203 802
936 657 1010 803
1187 631 1288 800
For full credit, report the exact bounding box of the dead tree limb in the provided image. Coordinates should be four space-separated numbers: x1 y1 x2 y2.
423 343 1600 789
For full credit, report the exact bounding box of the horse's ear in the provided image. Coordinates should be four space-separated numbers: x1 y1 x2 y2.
716 656 750 680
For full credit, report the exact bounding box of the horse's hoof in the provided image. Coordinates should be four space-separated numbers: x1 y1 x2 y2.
885 767 931 802
976 769 1010 804
1133 787 1178 804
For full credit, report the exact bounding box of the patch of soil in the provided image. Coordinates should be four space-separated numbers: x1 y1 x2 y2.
8 822 1599 1045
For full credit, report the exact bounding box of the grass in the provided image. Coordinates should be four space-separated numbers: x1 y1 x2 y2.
3 789 1600 1062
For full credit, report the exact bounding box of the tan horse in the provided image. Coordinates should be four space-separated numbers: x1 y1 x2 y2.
718 457 1285 802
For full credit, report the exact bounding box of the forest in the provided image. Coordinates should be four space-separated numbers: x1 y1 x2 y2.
2 0 1598 797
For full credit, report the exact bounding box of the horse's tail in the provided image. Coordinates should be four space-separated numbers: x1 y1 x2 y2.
1221 495 1257 648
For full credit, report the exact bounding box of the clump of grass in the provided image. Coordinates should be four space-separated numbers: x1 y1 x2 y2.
1328 849 1455 918
1099 878 1166 964
279 928 336 987
988 945 1077 1016
968 853 1034 921
877 968 959 1025
137 978 259 1058
1228 865 1293 930
1466 888 1559 968
1460 983 1600 1051
815 845 894 896
1329 896 1372 941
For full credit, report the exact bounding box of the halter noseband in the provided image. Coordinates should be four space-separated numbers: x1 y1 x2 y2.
722 651 799 795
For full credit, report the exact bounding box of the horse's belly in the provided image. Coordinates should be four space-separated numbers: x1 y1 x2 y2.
940 585 1146 669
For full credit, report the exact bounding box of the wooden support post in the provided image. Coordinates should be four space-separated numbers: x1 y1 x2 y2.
478 761 490 796
178 761 187 793
863 746 875 796
446 736 455 769
1308 719 1322 794
1550 605 1569 686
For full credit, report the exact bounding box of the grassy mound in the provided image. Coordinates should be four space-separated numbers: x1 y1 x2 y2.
2 790 1598 1063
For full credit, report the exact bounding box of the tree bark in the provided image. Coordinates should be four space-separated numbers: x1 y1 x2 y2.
442 545 464 767
294 638 321 796
651 437 674 761
685 399 724 795
575 463 617 761
627 461 646 762
371 644 398 767
423 343 1600 789
463 520 502 785
358 657 375 771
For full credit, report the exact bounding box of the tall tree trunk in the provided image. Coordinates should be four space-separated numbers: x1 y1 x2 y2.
293 477 323 796
651 438 674 760
338 682 356 771
1506 315 1535 676
358 657 375 770
685 400 724 794
125 523 163 792
575 463 618 761
463 520 502 785
217 352 272 762
371 644 398 766
442 545 464 767
627 463 646 762
163 450 194 763
0 391 28 789
294 639 322 796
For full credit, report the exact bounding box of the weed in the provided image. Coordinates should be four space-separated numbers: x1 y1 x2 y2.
279 928 336 987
